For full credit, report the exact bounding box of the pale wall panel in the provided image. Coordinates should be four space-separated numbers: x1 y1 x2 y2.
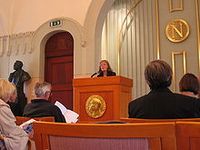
0 0 92 34
158 0 199 91
101 0 156 98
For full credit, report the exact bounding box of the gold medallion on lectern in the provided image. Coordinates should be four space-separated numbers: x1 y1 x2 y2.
165 19 190 43
85 95 106 119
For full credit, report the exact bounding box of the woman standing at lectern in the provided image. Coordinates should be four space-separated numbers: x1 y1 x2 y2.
97 60 116 77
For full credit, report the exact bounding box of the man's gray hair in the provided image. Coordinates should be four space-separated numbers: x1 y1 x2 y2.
34 82 51 97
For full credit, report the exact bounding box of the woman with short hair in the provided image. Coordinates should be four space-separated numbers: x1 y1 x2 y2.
179 73 199 98
0 79 28 150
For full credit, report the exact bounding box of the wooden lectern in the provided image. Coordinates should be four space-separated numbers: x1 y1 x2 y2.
73 76 133 122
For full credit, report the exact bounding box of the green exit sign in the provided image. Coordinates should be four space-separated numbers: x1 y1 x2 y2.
50 20 62 27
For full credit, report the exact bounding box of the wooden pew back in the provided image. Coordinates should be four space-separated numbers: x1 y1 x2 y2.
16 116 55 150
120 118 200 123
33 122 176 150
15 116 55 125
176 121 200 150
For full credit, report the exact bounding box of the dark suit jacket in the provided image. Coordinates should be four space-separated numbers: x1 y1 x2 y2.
97 70 116 77
128 88 200 119
23 99 66 122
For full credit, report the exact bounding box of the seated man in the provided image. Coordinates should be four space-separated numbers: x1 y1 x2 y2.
128 60 200 119
23 82 66 122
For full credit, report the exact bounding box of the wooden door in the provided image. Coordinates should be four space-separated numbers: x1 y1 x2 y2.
45 32 73 110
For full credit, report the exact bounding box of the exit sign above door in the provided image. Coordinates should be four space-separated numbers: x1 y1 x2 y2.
49 20 62 27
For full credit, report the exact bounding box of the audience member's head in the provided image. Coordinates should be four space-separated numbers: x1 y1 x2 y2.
0 79 16 102
179 73 199 97
145 60 172 90
34 81 51 100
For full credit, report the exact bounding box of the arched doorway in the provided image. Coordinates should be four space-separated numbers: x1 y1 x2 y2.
45 31 74 110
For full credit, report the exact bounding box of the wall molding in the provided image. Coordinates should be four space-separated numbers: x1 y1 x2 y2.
0 32 34 57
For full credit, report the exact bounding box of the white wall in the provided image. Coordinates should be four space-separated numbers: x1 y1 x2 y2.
0 0 92 35
0 0 14 35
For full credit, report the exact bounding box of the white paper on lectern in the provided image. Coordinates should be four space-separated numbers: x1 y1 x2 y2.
55 101 79 123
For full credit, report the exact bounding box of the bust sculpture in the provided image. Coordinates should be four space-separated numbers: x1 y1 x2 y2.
8 60 31 116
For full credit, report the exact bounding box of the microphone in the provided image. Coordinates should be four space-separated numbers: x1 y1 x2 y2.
91 72 98 78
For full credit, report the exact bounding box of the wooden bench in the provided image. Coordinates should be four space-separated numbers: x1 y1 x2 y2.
176 121 200 150
33 122 176 150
